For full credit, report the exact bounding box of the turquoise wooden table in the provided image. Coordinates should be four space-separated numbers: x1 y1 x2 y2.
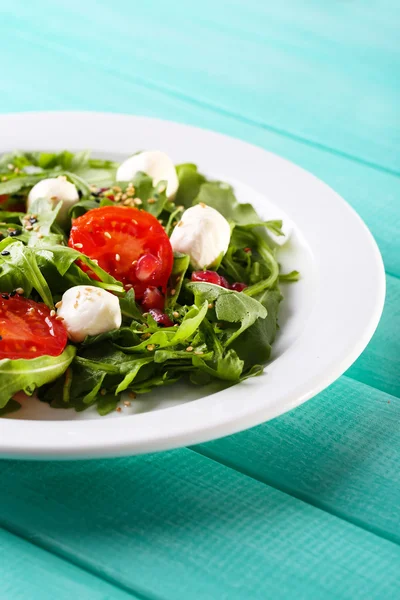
0 1 399 598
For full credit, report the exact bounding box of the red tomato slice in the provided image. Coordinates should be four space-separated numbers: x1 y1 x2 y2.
69 206 174 299
0 295 68 360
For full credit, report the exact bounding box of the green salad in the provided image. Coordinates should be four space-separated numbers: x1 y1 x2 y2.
0 149 298 416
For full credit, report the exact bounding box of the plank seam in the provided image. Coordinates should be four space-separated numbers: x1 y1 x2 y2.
0 521 163 600
189 445 400 548
6 27 400 179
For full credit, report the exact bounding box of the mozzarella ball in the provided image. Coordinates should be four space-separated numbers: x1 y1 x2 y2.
170 203 231 270
57 286 122 343
116 151 179 199
27 176 79 224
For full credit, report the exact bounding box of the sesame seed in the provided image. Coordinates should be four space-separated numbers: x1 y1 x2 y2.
33 225 40 232
131 260 137 266
177 221 183 227
14 167 20 174
158 219 164 225
89 184 98 192
25 224 33 231
199 202 206 208
173 311 179 318
148 198 156 204
115 253 120 262
55 316 64 321
15 288 24 295
186 346 193 352
146 344 155 351
100 388 107 396
125 283 133 289
7 163 14 170
158 184 166 193
116 406 122 412
113 186 122 192
74 243 83 249
178 205 184 210
27 307 35 314
55 301 63 309
133 198 142 206
194 351 204 355
115 194 122 202
124 400 131 407
123 199 133 206
208 303 214 309
31 346 37 352
141 332 152 340
50 309 56 317
104 232 112 239
91 259 99 265
121 193 127 201
129 391 136 399
50 196 58 201
37 233 44 239
131 219 138 225
170 289 176 296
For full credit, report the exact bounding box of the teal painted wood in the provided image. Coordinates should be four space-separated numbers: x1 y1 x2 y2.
0 1 399 598
0 450 400 599
0 32 399 276
1 1 399 172
0 528 139 600
346 274 400 397
196 377 400 544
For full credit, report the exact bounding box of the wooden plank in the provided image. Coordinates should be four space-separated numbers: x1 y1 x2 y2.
0 449 400 599
195 376 400 545
0 32 398 277
2 0 399 171
0 527 138 600
346 274 400 397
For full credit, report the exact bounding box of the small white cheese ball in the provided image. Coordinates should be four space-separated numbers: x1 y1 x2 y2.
116 150 179 199
170 203 231 270
57 286 122 343
27 176 79 224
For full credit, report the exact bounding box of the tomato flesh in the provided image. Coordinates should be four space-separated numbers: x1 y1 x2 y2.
69 206 173 300
0 295 67 360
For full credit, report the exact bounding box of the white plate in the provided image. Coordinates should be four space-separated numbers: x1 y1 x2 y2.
0 112 385 459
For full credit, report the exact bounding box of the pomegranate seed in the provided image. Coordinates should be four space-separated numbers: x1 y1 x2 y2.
142 287 165 311
191 270 221 285
148 308 174 327
135 254 161 282
231 282 248 292
219 276 231 289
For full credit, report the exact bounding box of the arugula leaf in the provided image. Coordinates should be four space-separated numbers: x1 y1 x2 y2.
0 240 53 307
187 282 267 345
231 288 282 371
175 164 206 208
119 288 143 321
0 346 76 409
166 253 190 308
279 270 300 282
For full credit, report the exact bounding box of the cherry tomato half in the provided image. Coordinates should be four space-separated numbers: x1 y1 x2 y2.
0 295 67 360
69 206 174 299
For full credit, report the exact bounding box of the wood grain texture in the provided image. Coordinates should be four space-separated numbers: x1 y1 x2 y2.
1 0 399 172
1 450 400 599
0 30 398 277
196 377 400 544
0 528 139 600
346 274 400 397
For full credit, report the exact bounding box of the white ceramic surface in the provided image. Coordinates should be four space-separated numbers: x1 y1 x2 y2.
0 112 385 459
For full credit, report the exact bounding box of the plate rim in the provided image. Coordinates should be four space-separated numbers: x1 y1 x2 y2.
0 111 386 458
